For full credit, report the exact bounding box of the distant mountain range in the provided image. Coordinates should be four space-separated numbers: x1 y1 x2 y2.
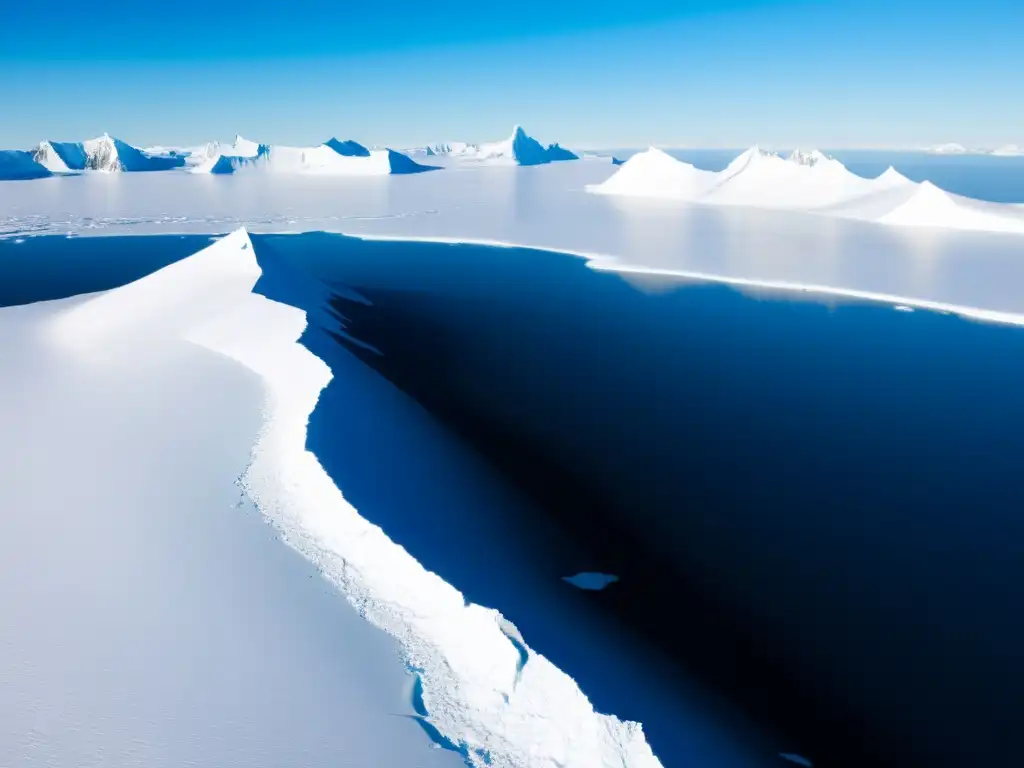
923 142 1023 156
404 125 581 165
590 145 1024 235
1 126 593 180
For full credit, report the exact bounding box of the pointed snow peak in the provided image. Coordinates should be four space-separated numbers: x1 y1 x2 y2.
877 165 911 185
736 145 776 163
644 146 674 160
723 145 776 175
83 134 123 171
512 125 526 138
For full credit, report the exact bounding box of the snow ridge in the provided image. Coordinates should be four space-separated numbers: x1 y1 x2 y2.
44 230 660 768
589 145 1024 234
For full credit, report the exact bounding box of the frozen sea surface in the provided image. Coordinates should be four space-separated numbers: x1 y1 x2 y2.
3 163 1024 322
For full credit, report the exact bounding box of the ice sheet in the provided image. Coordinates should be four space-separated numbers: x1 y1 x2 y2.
4 163 1024 323
0 288 459 768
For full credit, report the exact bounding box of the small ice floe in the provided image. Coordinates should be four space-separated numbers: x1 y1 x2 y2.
893 304 914 313
13 238 25 244
779 753 813 767
562 572 619 591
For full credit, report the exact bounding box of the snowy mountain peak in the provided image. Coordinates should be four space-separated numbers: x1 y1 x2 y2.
722 145 777 176
876 166 911 186
787 149 830 167
83 134 122 172
231 135 262 157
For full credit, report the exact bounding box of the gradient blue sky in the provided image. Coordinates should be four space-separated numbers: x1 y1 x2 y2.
2 0 1021 149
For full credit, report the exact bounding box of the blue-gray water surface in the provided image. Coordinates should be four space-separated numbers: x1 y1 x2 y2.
4 231 1024 768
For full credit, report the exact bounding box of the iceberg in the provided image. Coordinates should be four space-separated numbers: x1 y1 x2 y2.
190 137 433 176
0 150 52 180
589 145 1024 234
410 126 579 166
30 135 185 173
32 141 87 173
420 141 473 157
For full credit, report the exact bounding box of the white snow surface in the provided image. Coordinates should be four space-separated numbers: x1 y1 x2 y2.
0 278 463 768
259 144 395 175
32 141 73 173
589 146 1024 234
226 135 262 158
188 140 426 176
43 229 660 768
5 162 1024 326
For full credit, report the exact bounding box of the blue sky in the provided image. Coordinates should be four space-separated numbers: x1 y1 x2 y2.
2 0 1021 149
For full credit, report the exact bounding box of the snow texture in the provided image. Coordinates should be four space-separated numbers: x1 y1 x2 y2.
589 146 1024 234
0 279 460 768
41 230 661 768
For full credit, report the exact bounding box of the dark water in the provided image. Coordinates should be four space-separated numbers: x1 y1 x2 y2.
5 233 1024 768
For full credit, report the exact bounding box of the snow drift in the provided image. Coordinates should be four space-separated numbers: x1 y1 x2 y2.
45 230 659 768
0 150 52 180
589 146 1024 235
410 126 579 166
